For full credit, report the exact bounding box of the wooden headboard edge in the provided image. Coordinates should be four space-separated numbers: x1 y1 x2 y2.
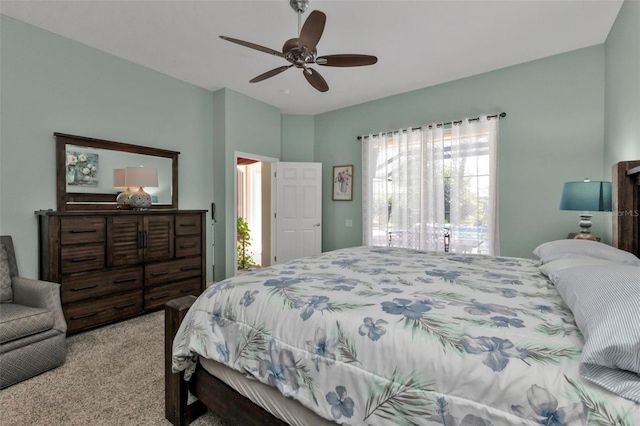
612 160 640 257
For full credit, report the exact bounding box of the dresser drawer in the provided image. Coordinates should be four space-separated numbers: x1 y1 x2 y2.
64 289 143 333
145 256 201 286
175 214 202 236
60 243 105 274
60 217 106 245
144 278 201 310
61 266 143 304
175 235 201 258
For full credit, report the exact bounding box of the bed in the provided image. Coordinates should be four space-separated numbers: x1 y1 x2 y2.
165 160 640 426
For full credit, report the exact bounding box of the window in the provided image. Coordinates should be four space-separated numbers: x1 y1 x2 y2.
362 116 499 255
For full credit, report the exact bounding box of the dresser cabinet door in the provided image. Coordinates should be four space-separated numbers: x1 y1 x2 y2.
107 216 144 267
144 215 174 261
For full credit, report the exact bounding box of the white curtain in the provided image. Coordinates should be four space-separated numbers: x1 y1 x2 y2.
449 116 499 255
362 115 499 255
362 128 446 252
421 125 446 251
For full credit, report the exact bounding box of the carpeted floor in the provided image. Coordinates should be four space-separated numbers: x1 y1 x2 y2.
0 311 223 426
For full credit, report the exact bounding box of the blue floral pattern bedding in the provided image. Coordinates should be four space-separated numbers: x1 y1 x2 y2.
172 246 640 425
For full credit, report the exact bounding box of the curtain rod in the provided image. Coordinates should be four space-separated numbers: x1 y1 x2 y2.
357 112 506 140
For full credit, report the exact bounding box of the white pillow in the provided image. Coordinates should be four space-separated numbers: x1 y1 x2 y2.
549 264 640 402
538 258 619 276
533 239 640 266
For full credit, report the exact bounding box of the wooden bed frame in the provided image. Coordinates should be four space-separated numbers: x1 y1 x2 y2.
612 160 640 258
165 160 640 426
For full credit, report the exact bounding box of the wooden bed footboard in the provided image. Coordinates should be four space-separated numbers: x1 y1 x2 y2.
165 296 289 426
165 296 206 426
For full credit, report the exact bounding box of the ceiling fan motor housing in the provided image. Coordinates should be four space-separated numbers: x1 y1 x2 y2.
283 38 316 66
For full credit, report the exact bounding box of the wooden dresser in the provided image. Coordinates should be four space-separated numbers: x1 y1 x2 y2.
36 210 206 333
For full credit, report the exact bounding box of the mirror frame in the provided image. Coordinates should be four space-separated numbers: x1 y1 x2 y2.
55 132 179 211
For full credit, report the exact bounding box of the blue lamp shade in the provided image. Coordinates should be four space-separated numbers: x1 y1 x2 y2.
559 181 612 212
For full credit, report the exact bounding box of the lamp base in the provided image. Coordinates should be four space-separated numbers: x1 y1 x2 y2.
129 187 152 210
573 233 597 241
578 212 593 234
116 187 131 205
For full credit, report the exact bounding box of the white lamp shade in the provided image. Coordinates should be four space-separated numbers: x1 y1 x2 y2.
124 167 158 188
113 168 126 188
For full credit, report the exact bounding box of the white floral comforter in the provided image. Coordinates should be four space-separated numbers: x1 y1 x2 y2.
172 246 640 425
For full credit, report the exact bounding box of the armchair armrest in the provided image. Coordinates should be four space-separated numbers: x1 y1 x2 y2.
12 277 67 333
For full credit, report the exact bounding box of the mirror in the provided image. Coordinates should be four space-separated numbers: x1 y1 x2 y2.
56 133 179 211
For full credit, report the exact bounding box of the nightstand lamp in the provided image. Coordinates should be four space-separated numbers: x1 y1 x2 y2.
559 179 612 240
125 166 158 210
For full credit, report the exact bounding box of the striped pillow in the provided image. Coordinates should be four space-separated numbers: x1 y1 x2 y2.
549 264 640 403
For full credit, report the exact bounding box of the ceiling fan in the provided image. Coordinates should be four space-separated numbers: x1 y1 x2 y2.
219 0 377 93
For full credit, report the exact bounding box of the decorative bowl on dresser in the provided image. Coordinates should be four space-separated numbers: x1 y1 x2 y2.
36 132 206 333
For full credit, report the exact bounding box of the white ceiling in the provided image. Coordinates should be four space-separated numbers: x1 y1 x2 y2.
0 0 623 115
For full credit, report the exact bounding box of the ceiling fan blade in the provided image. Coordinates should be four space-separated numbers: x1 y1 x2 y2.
250 65 293 83
316 54 378 67
298 10 326 53
219 36 284 58
303 67 329 92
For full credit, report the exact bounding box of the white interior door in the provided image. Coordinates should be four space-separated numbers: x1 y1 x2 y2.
275 162 322 264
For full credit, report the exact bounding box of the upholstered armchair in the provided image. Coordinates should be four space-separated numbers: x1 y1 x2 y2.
0 236 67 388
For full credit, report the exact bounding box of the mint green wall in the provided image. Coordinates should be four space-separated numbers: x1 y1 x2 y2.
604 0 639 169
213 88 281 279
281 115 315 162
315 46 606 259
0 16 214 280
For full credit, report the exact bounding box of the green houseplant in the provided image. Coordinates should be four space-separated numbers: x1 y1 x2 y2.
237 216 257 270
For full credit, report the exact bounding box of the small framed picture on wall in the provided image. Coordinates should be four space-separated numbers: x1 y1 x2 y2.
332 165 354 201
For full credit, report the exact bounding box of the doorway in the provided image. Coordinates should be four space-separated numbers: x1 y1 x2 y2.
234 152 277 274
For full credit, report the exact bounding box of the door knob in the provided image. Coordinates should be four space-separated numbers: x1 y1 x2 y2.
313 223 321 227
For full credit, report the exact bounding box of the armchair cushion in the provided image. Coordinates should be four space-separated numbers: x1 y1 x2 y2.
0 303 54 344
0 243 12 303
12 277 67 333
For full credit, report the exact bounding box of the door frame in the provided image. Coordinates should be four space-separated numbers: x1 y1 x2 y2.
233 151 278 276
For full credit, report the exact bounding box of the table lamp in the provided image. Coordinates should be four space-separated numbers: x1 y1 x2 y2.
125 166 158 210
559 178 612 240
112 168 132 205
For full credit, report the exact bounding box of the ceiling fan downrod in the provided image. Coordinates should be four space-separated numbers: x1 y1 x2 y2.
290 0 309 35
